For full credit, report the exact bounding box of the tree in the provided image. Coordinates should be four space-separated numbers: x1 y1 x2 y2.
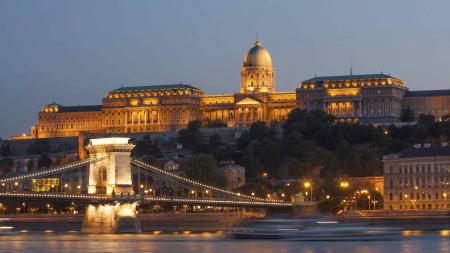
177 120 202 149
26 159 34 172
208 134 222 149
0 142 10 156
239 138 282 178
53 155 77 167
442 114 450 122
186 153 226 187
401 107 415 122
28 139 50 155
0 158 14 175
202 119 227 128
131 135 162 162
318 198 341 214
37 155 52 169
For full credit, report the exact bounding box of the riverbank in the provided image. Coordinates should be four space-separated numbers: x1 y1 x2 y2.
0 213 245 233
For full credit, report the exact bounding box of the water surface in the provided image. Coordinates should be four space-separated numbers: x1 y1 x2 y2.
1 231 449 253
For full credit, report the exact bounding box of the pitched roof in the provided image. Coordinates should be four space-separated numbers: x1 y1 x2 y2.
405 89 450 97
399 145 450 158
113 84 201 92
304 74 395 82
59 105 102 113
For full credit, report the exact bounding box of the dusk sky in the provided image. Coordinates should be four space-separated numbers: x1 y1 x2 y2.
1 0 450 138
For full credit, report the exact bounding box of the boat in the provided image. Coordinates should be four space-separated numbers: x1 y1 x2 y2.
230 218 402 241
230 219 302 239
289 226 401 241
0 226 19 235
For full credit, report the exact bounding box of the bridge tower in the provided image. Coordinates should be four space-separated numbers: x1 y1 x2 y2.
85 138 135 195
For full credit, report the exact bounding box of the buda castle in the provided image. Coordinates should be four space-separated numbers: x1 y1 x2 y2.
15 40 450 139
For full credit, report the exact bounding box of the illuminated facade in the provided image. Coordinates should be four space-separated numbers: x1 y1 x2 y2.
28 40 296 139
297 74 407 124
383 143 450 210
403 90 450 120
13 40 450 139
31 178 60 192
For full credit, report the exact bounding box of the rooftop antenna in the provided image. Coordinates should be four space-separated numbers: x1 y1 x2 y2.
314 74 317 78
350 62 353 76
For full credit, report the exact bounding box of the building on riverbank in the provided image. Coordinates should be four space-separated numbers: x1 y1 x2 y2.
11 40 450 140
383 143 450 210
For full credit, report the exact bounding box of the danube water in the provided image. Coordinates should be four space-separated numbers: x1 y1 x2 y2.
0 231 449 253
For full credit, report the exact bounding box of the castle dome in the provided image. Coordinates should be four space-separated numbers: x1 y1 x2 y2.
242 40 273 68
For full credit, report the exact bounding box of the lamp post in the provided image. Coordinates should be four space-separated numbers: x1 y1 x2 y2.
368 195 371 210
304 182 312 202
354 191 359 210
404 194 408 210
443 192 448 208
340 181 349 189
411 199 416 209
340 181 349 204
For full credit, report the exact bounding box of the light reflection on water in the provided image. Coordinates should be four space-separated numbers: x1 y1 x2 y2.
0 231 450 253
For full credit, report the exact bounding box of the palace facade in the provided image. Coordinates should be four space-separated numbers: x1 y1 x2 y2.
12 40 450 139
383 143 450 210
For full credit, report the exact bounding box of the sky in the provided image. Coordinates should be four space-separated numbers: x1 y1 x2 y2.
1 0 450 138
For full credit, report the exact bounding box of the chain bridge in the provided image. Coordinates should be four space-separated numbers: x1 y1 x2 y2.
0 138 291 209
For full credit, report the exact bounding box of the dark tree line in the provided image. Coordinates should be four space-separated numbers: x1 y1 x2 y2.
178 109 450 190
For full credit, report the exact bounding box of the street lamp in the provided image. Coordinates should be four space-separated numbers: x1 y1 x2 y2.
304 182 312 201
372 200 378 210
404 194 408 209
340 181 349 189
368 195 371 210
411 199 417 209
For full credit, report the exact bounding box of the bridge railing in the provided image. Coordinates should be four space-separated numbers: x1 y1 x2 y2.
131 158 288 204
0 156 108 183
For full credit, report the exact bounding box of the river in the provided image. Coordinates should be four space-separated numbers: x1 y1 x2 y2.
0 231 449 253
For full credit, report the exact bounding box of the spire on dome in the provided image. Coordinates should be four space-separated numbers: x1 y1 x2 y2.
255 32 261 46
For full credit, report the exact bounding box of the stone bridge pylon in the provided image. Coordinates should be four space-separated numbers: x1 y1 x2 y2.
86 138 135 195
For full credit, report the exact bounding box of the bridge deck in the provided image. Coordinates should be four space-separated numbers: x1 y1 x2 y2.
0 192 292 208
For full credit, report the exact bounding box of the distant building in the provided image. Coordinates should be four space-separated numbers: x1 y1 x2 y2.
403 90 450 121
298 74 450 124
219 161 245 190
383 143 450 210
347 176 384 196
14 40 450 140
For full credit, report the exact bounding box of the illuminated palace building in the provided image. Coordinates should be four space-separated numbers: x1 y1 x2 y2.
16 40 450 139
